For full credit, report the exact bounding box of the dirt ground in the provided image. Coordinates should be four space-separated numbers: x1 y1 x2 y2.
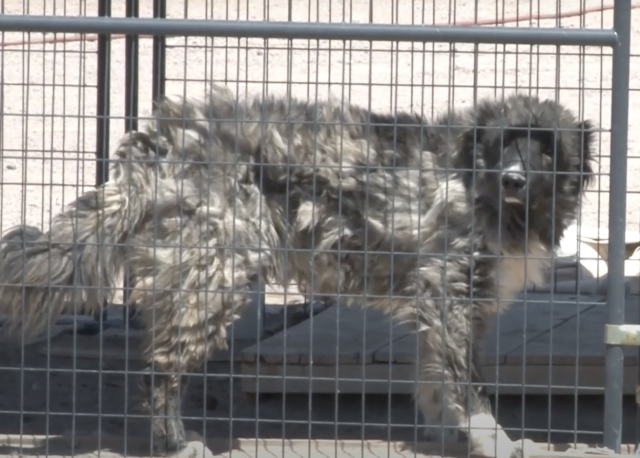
1 0 640 451
0 0 638 234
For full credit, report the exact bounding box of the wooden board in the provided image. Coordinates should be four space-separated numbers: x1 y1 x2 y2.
35 328 255 363
240 293 599 367
239 293 640 395
240 303 407 365
373 293 599 366
240 361 640 395
508 299 640 366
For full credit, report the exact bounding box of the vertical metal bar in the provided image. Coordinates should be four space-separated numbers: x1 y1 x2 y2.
125 0 139 132
637 298 640 453
96 0 111 188
604 0 631 452
123 0 139 325
153 0 166 102
94 0 111 327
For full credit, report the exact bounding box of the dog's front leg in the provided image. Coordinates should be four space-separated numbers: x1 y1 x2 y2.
413 304 537 458
140 367 190 454
137 298 220 455
134 246 262 456
464 409 537 458
464 353 528 458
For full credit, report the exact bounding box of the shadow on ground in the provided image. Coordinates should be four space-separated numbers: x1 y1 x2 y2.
0 334 638 453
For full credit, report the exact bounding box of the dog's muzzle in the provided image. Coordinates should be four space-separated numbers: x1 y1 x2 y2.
501 167 527 204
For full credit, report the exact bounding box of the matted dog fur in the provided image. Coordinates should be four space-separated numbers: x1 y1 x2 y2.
0 84 595 458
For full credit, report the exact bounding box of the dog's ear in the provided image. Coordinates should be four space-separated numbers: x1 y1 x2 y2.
576 120 595 192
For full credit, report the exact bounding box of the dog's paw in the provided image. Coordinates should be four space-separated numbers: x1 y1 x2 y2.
153 423 188 457
161 432 215 458
509 438 540 458
422 426 460 443
471 437 538 458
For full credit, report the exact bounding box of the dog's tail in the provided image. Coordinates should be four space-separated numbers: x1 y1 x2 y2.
0 132 161 340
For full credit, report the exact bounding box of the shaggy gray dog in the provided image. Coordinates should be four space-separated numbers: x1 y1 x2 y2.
0 85 594 458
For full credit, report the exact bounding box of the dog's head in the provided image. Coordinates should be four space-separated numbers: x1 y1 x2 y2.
458 94 596 249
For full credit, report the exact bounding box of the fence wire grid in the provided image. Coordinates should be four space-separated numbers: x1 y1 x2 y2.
0 0 635 457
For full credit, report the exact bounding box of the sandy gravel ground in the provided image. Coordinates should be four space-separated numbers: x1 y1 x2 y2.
0 0 637 236
0 0 639 449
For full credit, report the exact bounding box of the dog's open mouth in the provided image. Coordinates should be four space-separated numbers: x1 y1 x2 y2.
503 196 522 205
503 199 527 227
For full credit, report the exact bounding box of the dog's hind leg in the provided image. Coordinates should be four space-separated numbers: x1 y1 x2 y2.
132 245 261 455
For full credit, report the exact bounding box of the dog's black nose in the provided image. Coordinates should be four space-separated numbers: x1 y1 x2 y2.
501 171 527 193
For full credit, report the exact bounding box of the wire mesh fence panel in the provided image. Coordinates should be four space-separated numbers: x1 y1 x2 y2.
0 0 633 457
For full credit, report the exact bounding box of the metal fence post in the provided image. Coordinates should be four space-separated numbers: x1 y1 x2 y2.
125 0 139 134
152 0 166 102
123 0 140 326
604 0 632 452
96 0 111 188
94 0 111 327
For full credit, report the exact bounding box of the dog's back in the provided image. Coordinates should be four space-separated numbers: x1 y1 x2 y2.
142 85 475 300
0 85 485 322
